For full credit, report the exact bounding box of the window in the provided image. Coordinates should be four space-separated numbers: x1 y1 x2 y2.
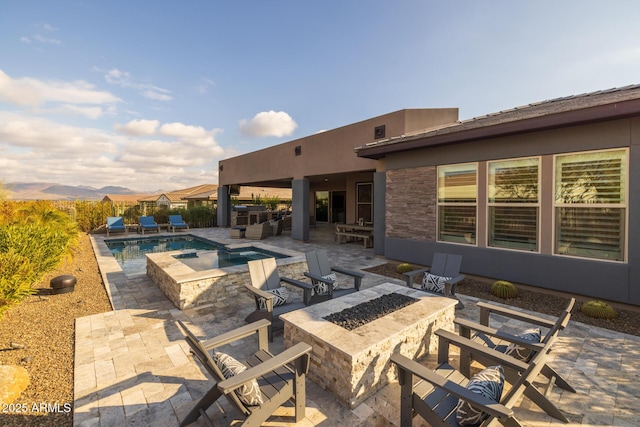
488 158 539 251
554 149 627 261
356 182 373 224
437 164 477 244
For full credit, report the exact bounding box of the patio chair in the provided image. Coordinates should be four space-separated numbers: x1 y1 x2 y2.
245 222 271 240
138 215 159 235
391 325 568 427
270 219 284 236
177 319 312 427
303 249 363 303
403 252 465 308
244 258 314 341
455 298 576 397
106 216 127 237
168 214 189 232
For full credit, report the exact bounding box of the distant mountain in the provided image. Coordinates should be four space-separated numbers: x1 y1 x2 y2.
5 182 140 201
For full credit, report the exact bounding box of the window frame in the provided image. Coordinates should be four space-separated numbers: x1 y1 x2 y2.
436 162 478 245
356 182 373 224
552 148 628 262
486 156 541 252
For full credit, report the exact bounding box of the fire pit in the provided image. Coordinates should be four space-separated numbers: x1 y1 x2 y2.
281 282 456 408
323 293 418 330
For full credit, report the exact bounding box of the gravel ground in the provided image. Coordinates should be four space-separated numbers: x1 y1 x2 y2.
0 233 112 427
365 262 640 338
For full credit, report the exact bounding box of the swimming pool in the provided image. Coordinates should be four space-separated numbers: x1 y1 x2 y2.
105 235 284 276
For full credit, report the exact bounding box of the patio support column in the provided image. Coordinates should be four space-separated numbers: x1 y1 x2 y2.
217 185 231 227
373 172 386 255
292 178 310 242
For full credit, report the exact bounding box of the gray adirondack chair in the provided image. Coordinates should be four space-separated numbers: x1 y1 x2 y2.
455 298 576 398
403 252 465 308
303 249 363 303
391 322 570 427
177 319 312 427
244 258 314 341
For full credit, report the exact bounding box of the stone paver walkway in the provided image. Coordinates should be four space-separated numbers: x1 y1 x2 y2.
74 226 640 426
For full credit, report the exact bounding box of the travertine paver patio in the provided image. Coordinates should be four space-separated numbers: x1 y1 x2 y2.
75 225 640 426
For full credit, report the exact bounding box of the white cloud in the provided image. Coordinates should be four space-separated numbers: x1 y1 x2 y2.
0 112 227 191
104 68 173 101
0 69 120 108
33 34 61 45
238 110 298 138
115 119 160 136
20 36 31 43
196 78 215 94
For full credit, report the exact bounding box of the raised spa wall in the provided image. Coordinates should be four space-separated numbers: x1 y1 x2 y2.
146 242 307 310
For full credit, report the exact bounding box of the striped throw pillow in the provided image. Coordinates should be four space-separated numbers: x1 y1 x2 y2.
505 328 541 361
456 365 504 425
258 287 290 310
213 352 264 406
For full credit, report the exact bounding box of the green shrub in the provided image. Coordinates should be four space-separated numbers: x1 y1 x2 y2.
0 249 39 318
491 280 518 299
396 263 414 274
0 201 79 319
581 300 618 319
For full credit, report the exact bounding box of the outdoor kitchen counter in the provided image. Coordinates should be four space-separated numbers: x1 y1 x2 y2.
281 282 456 408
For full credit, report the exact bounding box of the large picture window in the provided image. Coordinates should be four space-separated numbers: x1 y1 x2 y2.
437 164 477 244
554 149 627 261
488 158 539 251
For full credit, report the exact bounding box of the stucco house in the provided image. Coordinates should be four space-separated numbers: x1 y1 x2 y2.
218 85 639 305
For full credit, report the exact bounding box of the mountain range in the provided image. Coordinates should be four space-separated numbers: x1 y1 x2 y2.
4 182 146 201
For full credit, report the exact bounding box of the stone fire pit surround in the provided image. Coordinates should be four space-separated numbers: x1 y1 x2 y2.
281 282 456 408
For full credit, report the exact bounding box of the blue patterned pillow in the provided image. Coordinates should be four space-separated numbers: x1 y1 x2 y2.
456 365 504 425
505 328 541 361
258 287 290 310
213 352 264 406
313 273 339 295
421 273 451 294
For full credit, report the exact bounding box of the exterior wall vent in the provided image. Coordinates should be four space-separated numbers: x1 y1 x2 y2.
295 145 302 156
374 125 386 139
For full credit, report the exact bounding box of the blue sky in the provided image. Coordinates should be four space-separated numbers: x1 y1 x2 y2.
2 1 640 192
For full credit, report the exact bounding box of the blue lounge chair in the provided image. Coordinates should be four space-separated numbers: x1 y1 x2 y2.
168 215 189 232
139 216 159 235
106 216 127 237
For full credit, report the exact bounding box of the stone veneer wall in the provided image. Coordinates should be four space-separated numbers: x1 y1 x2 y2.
386 166 436 241
147 257 308 310
284 299 455 408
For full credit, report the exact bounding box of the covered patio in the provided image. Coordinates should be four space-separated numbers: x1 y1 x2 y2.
75 225 640 426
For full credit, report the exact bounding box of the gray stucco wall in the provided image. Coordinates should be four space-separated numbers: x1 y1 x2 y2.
381 118 639 305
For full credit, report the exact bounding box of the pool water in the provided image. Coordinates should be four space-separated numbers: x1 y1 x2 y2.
105 235 283 276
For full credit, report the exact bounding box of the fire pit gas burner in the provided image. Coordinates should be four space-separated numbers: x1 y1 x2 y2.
323 293 418 330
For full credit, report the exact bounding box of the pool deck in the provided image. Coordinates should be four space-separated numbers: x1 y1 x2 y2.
75 225 640 426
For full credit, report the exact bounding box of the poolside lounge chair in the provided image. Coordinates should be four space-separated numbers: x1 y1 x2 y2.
168 214 189 232
403 252 465 308
177 319 312 427
244 258 314 341
391 323 569 427
106 216 127 237
138 215 159 235
303 249 363 302
455 298 576 397
245 221 271 240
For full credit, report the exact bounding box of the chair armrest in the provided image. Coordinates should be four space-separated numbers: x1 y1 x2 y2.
177 319 271 351
391 353 514 420
303 271 333 285
280 277 315 305
330 266 365 279
477 301 556 328
435 329 530 372
217 343 312 393
454 318 546 352
445 274 465 285
402 268 429 287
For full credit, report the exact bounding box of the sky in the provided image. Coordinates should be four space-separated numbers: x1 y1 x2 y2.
2 1 640 192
